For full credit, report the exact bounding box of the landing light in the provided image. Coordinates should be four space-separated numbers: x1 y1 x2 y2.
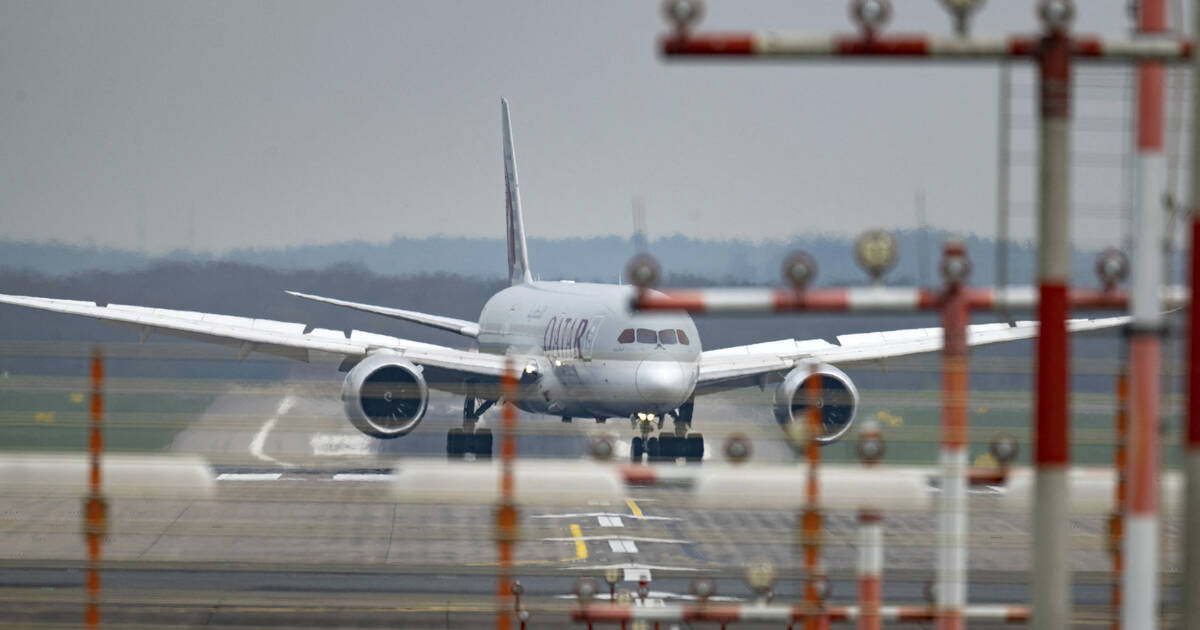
1037 0 1074 32
524 361 538 375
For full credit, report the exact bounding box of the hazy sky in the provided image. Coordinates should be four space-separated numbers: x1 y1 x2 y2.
0 1 1189 253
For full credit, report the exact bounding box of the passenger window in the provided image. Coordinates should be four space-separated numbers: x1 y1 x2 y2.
636 328 657 344
658 329 677 345
618 328 635 344
676 329 690 345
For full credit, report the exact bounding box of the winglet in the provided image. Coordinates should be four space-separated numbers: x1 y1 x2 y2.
501 98 533 285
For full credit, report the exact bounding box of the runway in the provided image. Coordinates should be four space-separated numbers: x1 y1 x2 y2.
0 366 1181 628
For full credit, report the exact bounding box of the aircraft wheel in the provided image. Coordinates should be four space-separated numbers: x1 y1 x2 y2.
447 428 467 458
658 435 680 461
631 436 644 462
685 433 704 463
472 428 493 458
646 437 660 462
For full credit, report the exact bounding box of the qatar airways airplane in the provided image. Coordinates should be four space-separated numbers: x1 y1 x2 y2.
0 100 1125 462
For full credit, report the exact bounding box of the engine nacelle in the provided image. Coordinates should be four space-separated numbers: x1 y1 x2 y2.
773 363 860 445
341 354 429 439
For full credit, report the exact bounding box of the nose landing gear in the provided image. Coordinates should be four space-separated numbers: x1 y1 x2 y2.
628 403 703 464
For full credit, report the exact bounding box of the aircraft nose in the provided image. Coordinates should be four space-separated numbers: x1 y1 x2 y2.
635 360 690 408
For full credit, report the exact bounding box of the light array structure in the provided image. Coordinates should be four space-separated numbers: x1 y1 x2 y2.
644 1 1194 627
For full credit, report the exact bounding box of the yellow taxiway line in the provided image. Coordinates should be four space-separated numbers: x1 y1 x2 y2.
569 523 588 560
625 498 644 518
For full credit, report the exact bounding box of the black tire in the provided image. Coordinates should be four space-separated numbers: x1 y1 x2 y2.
659 435 680 461
472 428 493 458
685 433 704 462
447 428 467 457
646 437 660 461
631 436 644 462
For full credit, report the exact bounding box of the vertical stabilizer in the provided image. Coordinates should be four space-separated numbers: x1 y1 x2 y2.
501 98 533 285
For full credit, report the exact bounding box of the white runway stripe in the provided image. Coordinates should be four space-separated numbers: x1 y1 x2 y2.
217 473 282 481
609 539 639 553
598 516 624 527
332 473 392 481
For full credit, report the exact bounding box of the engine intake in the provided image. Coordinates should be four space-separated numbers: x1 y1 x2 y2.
341 354 429 438
773 363 859 444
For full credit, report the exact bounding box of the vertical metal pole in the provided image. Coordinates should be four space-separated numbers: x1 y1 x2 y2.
1033 22 1073 630
1182 0 1200 626
1123 1 1167 627
496 360 518 630
84 350 105 629
857 509 883 630
1111 368 1129 630
996 61 1012 314
938 241 969 630
803 371 826 630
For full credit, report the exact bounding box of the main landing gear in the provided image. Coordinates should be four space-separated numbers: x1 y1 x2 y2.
629 401 703 464
448 397 496 459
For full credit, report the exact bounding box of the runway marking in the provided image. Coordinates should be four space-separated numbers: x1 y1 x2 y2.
531 512 677 521
311 433 372 456
249 395 295 466
625 499 644 518
544 535 686 544
598 515 624 527
216 473 282 481
332 473 392 481
609 539 639 553
570 523 588 560
624 568 651 582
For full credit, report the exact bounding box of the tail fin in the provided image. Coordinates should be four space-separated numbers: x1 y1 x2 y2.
501 98 533 285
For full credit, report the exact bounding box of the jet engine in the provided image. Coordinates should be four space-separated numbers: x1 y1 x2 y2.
341 354 429 439
772 363 859 444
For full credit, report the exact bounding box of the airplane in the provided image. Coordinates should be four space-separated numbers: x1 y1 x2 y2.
0 99 1128 462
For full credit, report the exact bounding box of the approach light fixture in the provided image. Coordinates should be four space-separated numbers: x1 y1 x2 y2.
604 567 622 587
854 229 899 284
989 432 1019 465
690 576 716 600
589 435 615 461
723 433 752 464
744 560 778 595
782 250 817 290
1095 247 1129 290
662 0 704 33
1037 0 1075 33
850 0 892 36
939 242 971 286
574 577 598 603
939 0 986 36
626 253 661 289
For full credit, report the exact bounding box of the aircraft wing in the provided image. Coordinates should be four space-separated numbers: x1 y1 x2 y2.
696 316 1129 392
285 291 481 337
0 293 507 380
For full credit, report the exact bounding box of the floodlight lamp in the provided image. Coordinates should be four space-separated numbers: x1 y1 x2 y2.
989 432 1019 465
1037 0 1075 32
626 253 661 289
1095 247 1128 289
782 250 817 289
939 244 971 285
604 567 622 586
662 0 704 32
854 229 899 282
850 0 892 36
690 577 716 600
574 578 598 602
744 560 778 593
939 0 986 36
511 581 525 596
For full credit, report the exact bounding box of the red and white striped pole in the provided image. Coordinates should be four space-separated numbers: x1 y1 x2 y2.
1032 6 1074 629
1122 0 1167 627
1183 1 1200 626
857 509 883 630
938 241 969 630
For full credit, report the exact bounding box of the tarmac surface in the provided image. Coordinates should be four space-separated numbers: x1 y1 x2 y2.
0 364 1182 628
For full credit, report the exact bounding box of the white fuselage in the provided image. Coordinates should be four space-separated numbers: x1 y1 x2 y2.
476 281 700 418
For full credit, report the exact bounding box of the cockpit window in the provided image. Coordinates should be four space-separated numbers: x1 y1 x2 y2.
617 328 635 344
658 329 677 345
676 329 690 345
636 328 657 344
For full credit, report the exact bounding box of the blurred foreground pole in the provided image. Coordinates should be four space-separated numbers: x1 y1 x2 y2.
1110 369 1129 630
496 361 518 630
938 241 969 630
802 372 828 630
1123 0 1167 627
1033 14 1073 630
1183 1 1200 627
85 350 106 629
857 509 883 630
